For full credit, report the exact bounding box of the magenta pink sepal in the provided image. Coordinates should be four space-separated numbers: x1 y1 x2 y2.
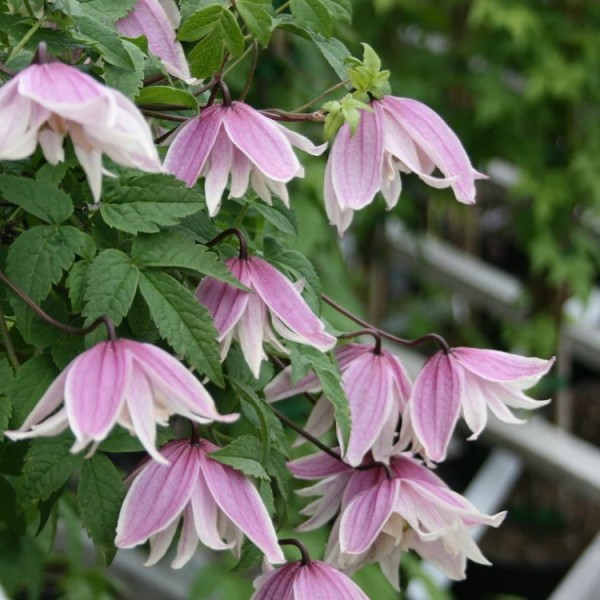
196 256 336 378
115 439 285 567
5 339 238 463
408 347 555 463
165 101 326 216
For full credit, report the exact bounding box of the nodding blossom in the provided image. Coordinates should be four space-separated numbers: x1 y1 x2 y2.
6 339 237 463
405 347 555 463
288 452 505 590
265 343 412 466
117 0 193 82
324 96 486 234
196 255 336 378
115 439 284 568
164 101 327 216
0 58 161 201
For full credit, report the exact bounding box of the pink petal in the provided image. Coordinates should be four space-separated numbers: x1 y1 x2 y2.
460 370 490 439
115 440 199 547
171 505 199 568
164 105 224 186
65 341 130 443
204 131 234 216
293 561 369 600
236 288 268 378
264 367 321 403
295 395 334 447
248 257 336 352
287 452 351 480
228 148 252 197
391 454 446 488
323 155 354 235
275 123 328 156
252 563 299 600
409 352 464 462
201 451 285 563
339 479 399 554
330 108 384 210
341 468 387 509
223 102 302 181
144 519 178 566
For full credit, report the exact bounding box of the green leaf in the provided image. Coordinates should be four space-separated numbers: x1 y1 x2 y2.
36 163 69 187
211 435 270 480
291 0 332 37
251 201 297 237
98 426 172 453
20 433 82 504
138 270 223 384
0 175 73 224
0 360 14 442
136 86 198 111
68 0 137 20
320 0 351 23
174 211 220 242
103 39 146 98
101 174 204 234
236 0 273 46
78 453 125 564
83 249 140 325
132 231 247 289
74 16 134 68
66 260 91 313
309 31 352 80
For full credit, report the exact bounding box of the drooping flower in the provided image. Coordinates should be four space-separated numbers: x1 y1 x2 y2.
252 559 370 600
115 439 285 567
324 96 486 234
406 347 555 463
117 0 193 82
265 343 412 466
6 339 237 462
196 255 336 378
164 101 327 216
0 57 161 202
288 452 505 589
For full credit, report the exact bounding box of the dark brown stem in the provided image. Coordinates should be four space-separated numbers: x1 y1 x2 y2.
0 62 14 77
218 79 232 107
239 42 258 102
141 110 187 122
338 328 382 355
322 294 451 355
137 103 195 112
205 228 248 260
33 42 53 65
154 123 182 145
356 461 393 480
260 109 325 123
190 421 200 446
143 73 168 87
279 538 312 566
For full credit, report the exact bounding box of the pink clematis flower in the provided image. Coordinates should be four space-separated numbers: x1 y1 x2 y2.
252 559 369 600
6 339 237 463
0 58 161 202
196 255 336 378
115 438 285 567
117 0 193 82
324 96 486 234
406 347 555 463
164 101 327 216
265 343 412 466
288 452 505 589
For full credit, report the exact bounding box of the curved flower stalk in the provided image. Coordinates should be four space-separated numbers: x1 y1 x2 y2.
405 347 555 463
115 439 285 567
164 101 327 216
324 96 486 234
196 256 336 378
117 0 193 82
0 58 161 201
265 343 412 466
288 452 505 590
252 560 369 600
6 340 238 463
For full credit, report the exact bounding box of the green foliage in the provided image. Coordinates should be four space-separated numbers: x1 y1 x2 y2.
136 86 199 111
210 435 271 480
236 0 273 47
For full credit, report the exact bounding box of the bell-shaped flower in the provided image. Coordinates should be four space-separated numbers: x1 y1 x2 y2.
164 101 326 216
115 439 285 567
117 0 193 82
196 256 336 378
6 339 237 463
406 347 555 463
252 559 369 600
266 343 412 466
0 59 161 201
324 96 486 234
288 452 505 589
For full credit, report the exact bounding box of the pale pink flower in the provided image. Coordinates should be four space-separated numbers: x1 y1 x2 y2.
406 347 555 463
196 256 336 378
325 96 486 234
266 343 412 466
115 439 285 567
117 0 193 82
164 102 327 216
252 560 369 600
288 452 505 589
0 61 161 201
6 340 237 463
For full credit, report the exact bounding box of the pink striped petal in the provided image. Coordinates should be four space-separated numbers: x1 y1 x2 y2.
293 562 369 600
201 452 284 563
204 132 234 216
323 155 354 235
65 341 129 442
252 563 299 600
409 352 464 462
391 454 446 488
144 519 178 566
296 395 334 447
171 505 200 568
341 468 387 508
264 367 321 403
296 473 352 532
237 289 268 378
164 105 224 186
287 451 351 480
224 102 301 181
275 123 328 156
330 108 384 210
